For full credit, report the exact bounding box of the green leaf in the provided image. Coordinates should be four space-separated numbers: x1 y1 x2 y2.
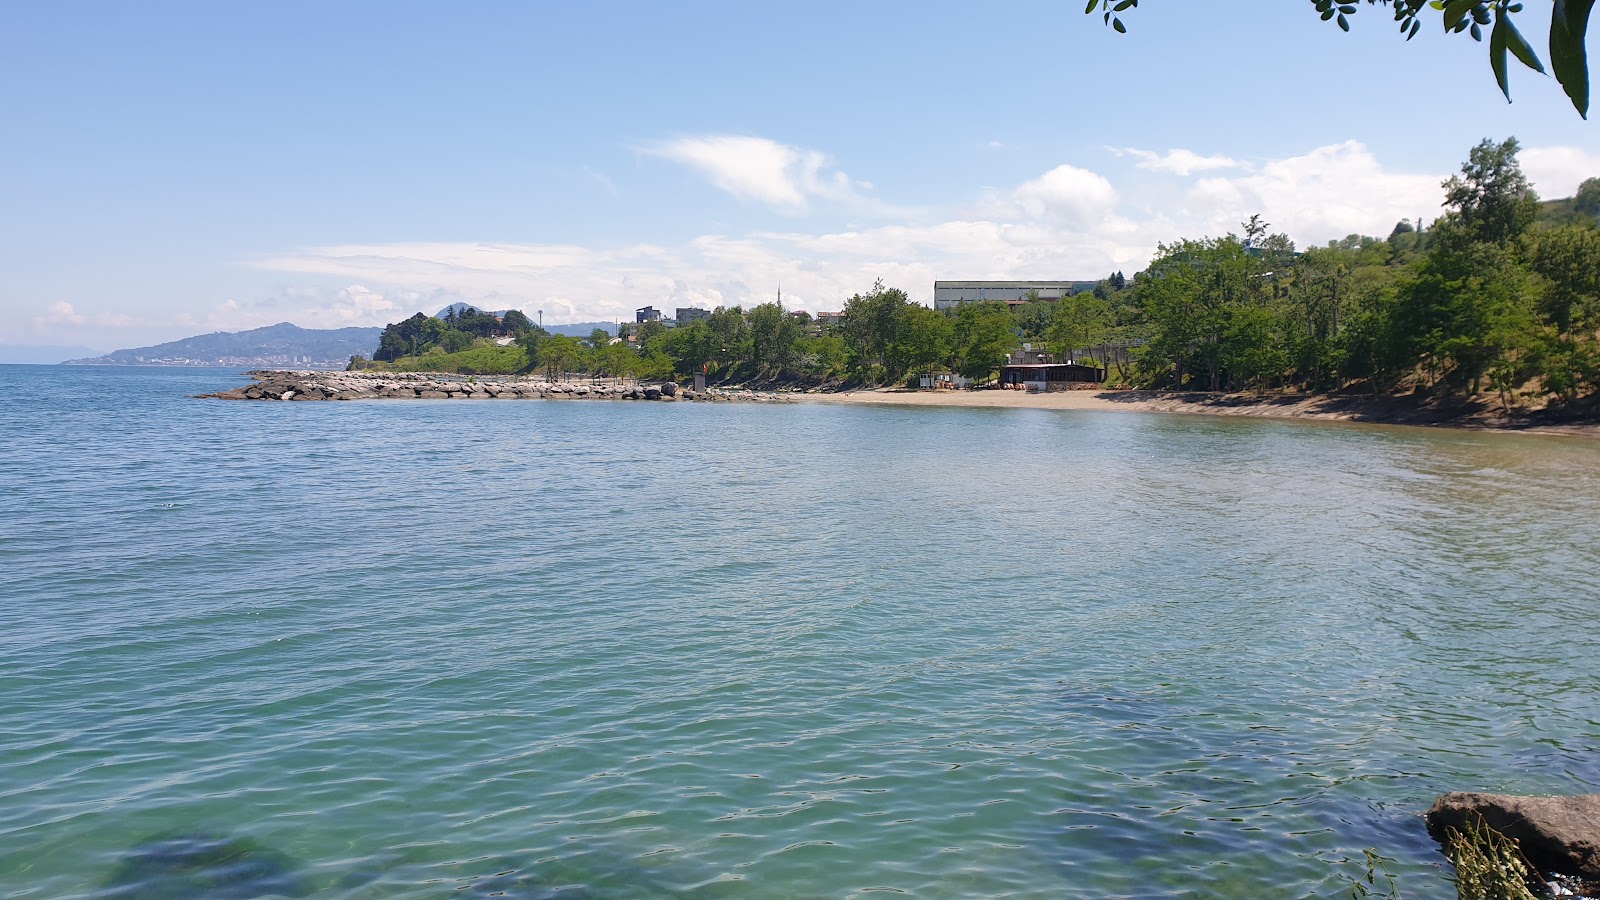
1112 16 1126 33
1443 0 1477 30
1490 12 1512 100
1501 14 1545 73
1338 12 1350 31
1085 0 1099 15
1550 0 1593 117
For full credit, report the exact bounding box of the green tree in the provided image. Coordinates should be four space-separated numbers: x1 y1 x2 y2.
452 307 502 338
661 320 715 375
1048 291 1111 361
1442 137 1540 247
706 306 750 370
636 319 668 350
501 309 533 332
897 304 954 376
1013 291 1054 340
1525 224 1600 332
951 301 1018 381
840 279 910 380
438 328 474 353
541 334 584 381
747 302 801 372
1574 176 1600 219
374 312 450 361
1087 0 1595 117
792 333 849 378
1392 242 1542 393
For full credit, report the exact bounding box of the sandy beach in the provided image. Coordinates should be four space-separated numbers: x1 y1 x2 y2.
805 387 1600 435
806 387 1120 411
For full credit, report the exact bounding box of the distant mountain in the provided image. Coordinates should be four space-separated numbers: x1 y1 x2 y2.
0 344 105 365
64 322 382 368
544 321 618 338
436 303 511 318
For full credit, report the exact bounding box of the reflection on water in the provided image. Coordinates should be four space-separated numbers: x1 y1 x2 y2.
1 365 1597 898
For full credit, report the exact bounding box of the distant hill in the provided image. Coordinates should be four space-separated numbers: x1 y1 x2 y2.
436 303 511 319
64 322 382 368
545 321 618 338
1536 195 1600 229
432 305 618 339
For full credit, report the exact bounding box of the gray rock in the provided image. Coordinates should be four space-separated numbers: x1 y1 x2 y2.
1427 792 1600 877
659 381 677 397
643 387 662 400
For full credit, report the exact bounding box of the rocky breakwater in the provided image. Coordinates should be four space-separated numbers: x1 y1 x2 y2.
197 370 793 404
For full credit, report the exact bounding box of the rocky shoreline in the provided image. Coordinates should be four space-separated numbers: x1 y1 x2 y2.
197 370 793 403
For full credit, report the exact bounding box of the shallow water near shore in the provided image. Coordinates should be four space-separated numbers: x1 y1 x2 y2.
3 364 1599 898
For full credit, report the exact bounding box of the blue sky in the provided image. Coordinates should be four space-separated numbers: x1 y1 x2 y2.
3 1 1595 352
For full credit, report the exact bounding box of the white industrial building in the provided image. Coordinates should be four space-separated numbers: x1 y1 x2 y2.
933 280 1099 312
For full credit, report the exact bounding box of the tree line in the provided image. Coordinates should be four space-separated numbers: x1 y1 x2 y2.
1116 138 1599 406
357 137 1598 406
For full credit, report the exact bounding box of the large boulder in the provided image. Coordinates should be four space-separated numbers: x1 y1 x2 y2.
643 386 662 400
659 381 677 397
1426 792 1600 877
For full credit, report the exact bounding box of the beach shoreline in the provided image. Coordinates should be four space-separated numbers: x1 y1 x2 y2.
801 387 1600 436
199 370 1600 436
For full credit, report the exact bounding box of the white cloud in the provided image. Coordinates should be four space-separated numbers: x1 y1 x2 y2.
997 164 1120 226
1111 146 1248 176
167 284 423 334
642 134 880 214
35 301 85 327
1183 140 1444 243
234 139 1570 326
1520 146 1600 201
32 301 136 329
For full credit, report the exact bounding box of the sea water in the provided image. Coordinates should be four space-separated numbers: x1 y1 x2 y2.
2 364 1598 899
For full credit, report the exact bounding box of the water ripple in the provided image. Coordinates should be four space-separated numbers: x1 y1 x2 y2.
1 367 1598 897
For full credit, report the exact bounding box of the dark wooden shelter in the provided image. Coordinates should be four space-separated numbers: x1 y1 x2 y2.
999 362 1105 391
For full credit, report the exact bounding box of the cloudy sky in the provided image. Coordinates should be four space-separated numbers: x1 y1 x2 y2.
3 1 1596 352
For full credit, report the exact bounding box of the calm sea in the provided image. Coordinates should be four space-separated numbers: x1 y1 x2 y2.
3 364 1598 899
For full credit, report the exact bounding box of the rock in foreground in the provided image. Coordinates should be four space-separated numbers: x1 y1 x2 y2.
1426 792 1600 878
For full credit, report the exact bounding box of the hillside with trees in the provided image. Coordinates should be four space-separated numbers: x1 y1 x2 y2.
357 139 1598 414
68 322 382 368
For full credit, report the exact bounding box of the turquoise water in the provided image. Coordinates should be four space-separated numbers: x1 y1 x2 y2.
3 365 1598 899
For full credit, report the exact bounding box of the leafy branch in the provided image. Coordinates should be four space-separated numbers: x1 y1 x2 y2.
1085 0 1594 118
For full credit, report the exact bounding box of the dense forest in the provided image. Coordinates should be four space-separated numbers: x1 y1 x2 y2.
356 139 1599 408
